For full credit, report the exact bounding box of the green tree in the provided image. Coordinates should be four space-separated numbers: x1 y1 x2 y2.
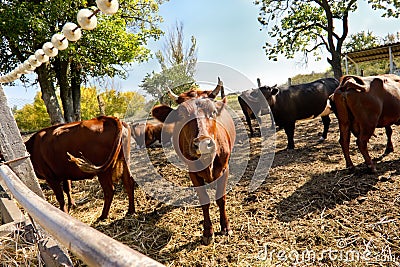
140 22 197 102
14 92 51 132
0 0 164 124
344 30 380 52
255 0 400 79
98 89 145 118
14 87 146 131
80 86 100 120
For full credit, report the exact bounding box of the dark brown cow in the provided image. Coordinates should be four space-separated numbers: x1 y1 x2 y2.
130 122 173 148
25 116 135 220
332 74 400 173
238 78 275 136
153 78 236 245
257 77 339 149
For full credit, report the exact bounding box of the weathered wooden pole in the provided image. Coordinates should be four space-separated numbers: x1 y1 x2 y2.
0 84 73 266
0 85 43 197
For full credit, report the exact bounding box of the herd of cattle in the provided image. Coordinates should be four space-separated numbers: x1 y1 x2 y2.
3 74 400 245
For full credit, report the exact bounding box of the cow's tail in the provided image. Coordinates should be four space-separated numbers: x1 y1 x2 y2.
68 117 124 173
121 121 133 177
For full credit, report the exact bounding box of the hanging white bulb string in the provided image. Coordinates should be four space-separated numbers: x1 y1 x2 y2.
62 22 82 42
51 33 69 50
34 49 50 63
28 55 42 68
42 42 59 57
96 0 119 15
0 0 119 84
77 8 99 30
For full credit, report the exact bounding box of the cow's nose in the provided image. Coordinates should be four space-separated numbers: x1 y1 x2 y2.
193 137 215 155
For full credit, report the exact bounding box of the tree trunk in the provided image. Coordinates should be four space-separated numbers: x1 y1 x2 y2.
71 62 82 121
36 65 65 125
328 51 343 80
97 95 106 116
56 60 74 123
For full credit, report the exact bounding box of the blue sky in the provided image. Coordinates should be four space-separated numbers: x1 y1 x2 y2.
4 0 400 106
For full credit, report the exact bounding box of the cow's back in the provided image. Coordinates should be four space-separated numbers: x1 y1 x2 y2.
26 116 123 181
273 78 338 123
336 76 400 128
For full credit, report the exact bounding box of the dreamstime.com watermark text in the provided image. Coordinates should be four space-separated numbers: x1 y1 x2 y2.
256 243 400 265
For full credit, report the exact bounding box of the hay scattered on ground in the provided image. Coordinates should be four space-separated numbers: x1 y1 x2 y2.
11 103 400 266
0 226 43 266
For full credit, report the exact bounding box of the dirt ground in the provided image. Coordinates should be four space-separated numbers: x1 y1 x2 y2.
37 106 400 267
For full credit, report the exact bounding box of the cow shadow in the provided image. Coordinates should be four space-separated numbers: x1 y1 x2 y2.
275 158 400 222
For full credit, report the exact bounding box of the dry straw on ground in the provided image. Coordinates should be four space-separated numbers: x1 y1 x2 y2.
6 98 400 266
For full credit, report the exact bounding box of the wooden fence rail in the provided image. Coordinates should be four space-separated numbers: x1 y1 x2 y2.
0 165 165 267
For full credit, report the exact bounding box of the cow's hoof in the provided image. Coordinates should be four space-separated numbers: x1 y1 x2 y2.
384 148 394 155
96 215 107 221
318 136 326 143
202 236 214 245
67 203 77 212
345 166 355 173
367 166 377 174
220 229 233 236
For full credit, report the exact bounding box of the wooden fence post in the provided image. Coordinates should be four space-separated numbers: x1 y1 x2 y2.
0 85 73 266
0 85 43 197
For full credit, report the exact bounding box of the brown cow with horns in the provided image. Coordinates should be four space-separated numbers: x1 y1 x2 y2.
152 78 236 245
332 74 400 173
25 116 135 220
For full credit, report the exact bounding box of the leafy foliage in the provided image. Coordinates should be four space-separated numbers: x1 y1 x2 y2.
255 0 400 79
0 0 165 122
343 30 380 53
14 87 146 131
13 93 51 132
140 22 197 101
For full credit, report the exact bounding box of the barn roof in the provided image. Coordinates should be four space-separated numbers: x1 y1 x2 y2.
345 42 400 63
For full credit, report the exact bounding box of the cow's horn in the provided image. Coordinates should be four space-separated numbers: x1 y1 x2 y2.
210 77 223 98
257 78 261 87
167 87 179 101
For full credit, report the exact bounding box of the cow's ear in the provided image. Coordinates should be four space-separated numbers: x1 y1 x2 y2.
152 105 176 123
271 87 279 95
215 97 227 115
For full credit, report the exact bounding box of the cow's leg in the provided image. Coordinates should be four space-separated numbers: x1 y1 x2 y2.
284 122 296 149
63 179 76 211
338 123 354 171
190 172 213 245
269 112 275 129
97 171 115 220
47 180 68 213
121 162 135 215
216 169 232 236
384 126 394 154
356 132 376 173
319 115 331 142
245 113 254 136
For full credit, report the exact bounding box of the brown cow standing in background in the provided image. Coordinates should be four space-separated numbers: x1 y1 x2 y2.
130 122 173 148
332 74 400 173
152 78 236 245
25 116 135 220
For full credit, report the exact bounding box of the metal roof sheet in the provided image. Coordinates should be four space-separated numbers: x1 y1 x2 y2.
345 42 400 63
